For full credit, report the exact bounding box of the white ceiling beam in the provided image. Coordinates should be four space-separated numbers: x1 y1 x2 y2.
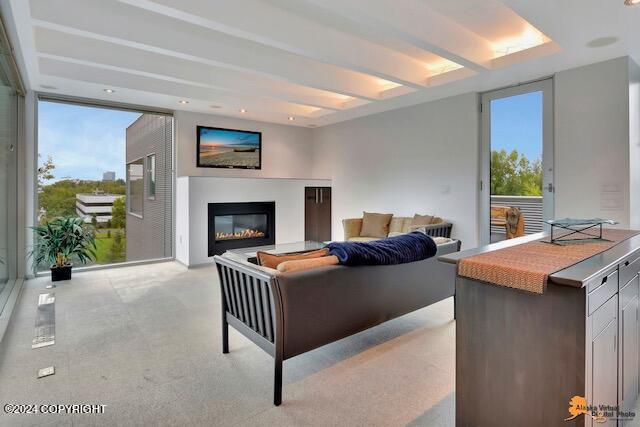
299 0 495 71
37 56 331 118
117 0 431 89
29 0 388 101
33 26 352 111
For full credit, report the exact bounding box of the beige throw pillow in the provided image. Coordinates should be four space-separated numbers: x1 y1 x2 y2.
360 212 393 238
412 214 434 227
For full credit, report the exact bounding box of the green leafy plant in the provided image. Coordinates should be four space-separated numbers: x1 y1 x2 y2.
29 217 97 271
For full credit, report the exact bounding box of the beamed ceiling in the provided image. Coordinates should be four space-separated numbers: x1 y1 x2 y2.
2 0 640 126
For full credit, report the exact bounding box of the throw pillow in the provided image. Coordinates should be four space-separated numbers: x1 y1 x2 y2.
360 212 393 238
277 255 339 273
412 214 434 227
257 248 329 269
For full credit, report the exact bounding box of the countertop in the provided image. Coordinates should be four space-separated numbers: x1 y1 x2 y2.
438 231 640 288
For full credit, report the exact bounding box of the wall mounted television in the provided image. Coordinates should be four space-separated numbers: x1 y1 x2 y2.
196 126 262 170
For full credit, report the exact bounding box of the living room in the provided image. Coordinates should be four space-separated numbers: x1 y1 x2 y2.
1 0 640 426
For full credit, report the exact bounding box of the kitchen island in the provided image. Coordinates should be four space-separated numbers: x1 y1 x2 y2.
440 232 640 427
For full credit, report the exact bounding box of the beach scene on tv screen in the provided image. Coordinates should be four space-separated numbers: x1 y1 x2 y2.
198 128 260 168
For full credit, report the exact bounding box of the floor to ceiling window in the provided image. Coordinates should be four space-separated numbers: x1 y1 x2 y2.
0 24 20 315
36 99 173 270
0 84 17 298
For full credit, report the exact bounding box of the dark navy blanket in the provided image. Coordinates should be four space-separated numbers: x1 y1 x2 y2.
326 232 438 266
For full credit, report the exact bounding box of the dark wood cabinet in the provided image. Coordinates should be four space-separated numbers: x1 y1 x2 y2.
305 187 331 242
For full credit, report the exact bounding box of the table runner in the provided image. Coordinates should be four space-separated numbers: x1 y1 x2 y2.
458 229 640 294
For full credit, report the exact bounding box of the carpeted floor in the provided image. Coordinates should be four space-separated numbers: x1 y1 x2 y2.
0 261 455 426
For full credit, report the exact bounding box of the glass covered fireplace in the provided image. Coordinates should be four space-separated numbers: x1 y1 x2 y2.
208 202 275 256
214 214 268 242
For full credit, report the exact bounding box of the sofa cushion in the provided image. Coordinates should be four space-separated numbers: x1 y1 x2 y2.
277 255 339 273
387 231 405 238
257 248 329 269
360 212 393 238
388 217 405 234
400 217 414 233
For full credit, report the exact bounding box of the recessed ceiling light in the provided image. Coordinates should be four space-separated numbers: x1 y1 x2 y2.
210 105 222 109
239 108 247 113
586 36 619 48
625 0 640 6
179 100 189 104
288 116 295 121
40 84 57 90
103 88 115 93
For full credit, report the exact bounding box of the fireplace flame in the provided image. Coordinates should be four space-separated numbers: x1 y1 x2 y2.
215 229 265 241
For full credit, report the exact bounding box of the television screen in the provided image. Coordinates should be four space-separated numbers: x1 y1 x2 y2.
197 126 261 169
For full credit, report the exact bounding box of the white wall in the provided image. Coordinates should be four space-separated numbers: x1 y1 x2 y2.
176 176 331 266
555 57 633 227
174 110 322 179
312 93 480 248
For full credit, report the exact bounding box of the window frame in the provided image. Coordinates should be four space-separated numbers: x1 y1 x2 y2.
33 94 176 275
126 156 145 219
146 153 156 200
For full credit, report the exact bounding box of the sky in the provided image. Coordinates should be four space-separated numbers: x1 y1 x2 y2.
490 90 542 161
38 101 141 182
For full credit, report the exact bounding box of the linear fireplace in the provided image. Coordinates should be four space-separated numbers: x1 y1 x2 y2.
208 202 275 256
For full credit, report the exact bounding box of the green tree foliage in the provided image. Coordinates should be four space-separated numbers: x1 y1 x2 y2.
37 155 56 187
39 179 125 222
111 197 126 230
107 230 126 263
491 149 542 196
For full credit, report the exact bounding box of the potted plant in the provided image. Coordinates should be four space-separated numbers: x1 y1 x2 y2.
29 217 97 281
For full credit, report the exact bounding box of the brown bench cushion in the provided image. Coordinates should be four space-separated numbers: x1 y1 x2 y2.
257 248 329 269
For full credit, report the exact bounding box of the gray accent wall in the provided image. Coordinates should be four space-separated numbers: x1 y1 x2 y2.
125 114 173 262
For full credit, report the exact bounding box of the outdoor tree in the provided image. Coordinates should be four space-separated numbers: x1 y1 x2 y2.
38 179 126 223
111 196 126 230
490 149 542 196
108 230 126 263
37 155 55 187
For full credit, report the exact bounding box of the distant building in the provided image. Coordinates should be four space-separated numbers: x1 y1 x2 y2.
103 171 116 182
125 114 172 261
76 191 122 224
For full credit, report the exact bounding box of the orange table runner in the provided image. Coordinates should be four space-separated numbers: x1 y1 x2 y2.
458 229 640 294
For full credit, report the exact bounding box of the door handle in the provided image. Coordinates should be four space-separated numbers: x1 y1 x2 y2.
315 188 319 203
547 183 554 193
320 188 323 204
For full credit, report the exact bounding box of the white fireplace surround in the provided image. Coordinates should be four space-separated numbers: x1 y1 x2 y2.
176 176 331 266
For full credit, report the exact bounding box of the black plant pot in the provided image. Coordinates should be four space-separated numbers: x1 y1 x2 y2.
50 264 72 282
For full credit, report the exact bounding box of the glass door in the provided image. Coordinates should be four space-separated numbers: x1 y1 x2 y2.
480 79 554 244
